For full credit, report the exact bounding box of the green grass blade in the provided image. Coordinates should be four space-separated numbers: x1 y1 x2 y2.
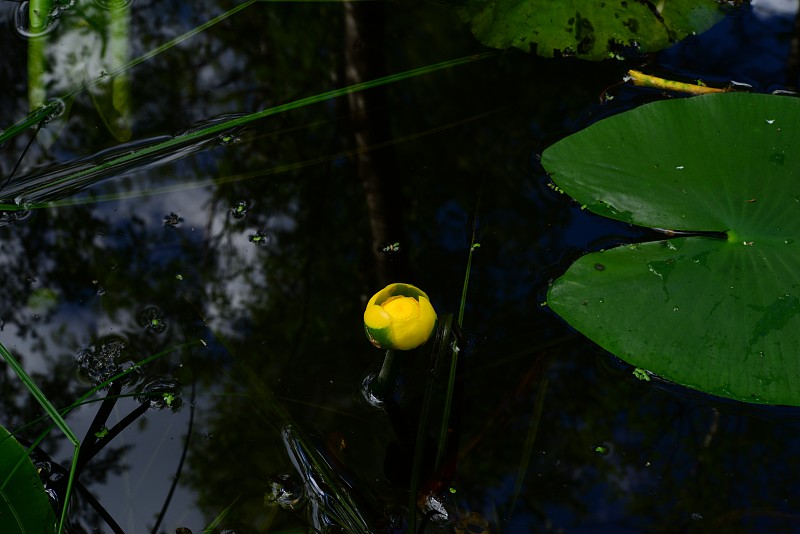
202 496 240 533
409 313 454 531
433 217 480 472
434 338 459 474
0 341 78 533
1 107 500 210
0 342 78 445
4 51 495 205
457 241 481 327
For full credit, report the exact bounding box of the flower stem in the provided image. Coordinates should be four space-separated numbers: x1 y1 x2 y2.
371 349 396 402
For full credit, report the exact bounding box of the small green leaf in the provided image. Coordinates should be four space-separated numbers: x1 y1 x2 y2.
632 368 650 382
0 424 56 533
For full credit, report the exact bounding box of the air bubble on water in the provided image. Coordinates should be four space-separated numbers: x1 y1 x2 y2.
0 209 32 227
361 373 386 409
94 0 132 10
76 336 135 387
265 473 305 509
13 1 60 38
42 99 66 124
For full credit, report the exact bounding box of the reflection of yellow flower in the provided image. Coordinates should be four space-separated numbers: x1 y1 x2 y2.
364 283 437 351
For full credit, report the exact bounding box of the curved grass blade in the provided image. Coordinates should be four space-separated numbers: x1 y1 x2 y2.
0 342 79 532
202 496 240 534
2 107 501 211
2 52 496 207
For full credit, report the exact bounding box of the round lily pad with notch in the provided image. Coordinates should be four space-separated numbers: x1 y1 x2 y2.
543 92 800 405
455 0 727 60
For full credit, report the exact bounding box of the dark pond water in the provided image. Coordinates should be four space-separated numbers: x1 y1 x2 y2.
2 0 800 532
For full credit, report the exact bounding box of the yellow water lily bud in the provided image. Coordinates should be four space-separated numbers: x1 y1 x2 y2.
364 283 437 351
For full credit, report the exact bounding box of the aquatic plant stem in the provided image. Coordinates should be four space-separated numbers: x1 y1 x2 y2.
626 69 727 95
370 349 396 401
434 228 480 472
151 377 196 534
27 0 51 110
409 313 453 532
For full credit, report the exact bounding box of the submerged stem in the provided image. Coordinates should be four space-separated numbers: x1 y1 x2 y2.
369 349 396 402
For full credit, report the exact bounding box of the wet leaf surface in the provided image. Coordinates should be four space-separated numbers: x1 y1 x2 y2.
456 0 726 60
544 93 800 405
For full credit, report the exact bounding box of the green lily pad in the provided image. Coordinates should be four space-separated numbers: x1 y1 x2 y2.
456 0 726 60
0 424 56 533
543 93 800 405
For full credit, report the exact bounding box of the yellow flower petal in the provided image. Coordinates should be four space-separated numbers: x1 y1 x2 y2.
382 296 420 321
364 303 392 330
